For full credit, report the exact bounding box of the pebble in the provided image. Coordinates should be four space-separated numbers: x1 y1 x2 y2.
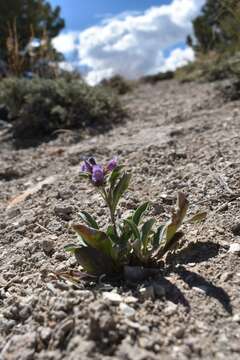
232 314 240 323
229 243 240 254
231 223 240 236
102 292 123 304
54 206 73 220
192 285 208 295
124 296 138 304
164 302 177 316
42 239 54 255
220 272 233 282
120 303 136 318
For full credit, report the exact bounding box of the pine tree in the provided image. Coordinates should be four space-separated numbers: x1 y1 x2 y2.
0 0 65 62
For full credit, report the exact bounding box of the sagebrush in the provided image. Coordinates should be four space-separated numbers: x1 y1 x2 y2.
0 78 125 141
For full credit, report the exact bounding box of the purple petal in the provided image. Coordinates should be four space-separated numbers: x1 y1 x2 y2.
107 157 117 171
81 160 92 173
80 163 87 172
92 165 104 185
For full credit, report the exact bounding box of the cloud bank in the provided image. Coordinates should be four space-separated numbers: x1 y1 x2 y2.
53 0 205 84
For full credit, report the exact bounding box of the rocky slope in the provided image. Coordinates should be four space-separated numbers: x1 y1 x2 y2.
0 80 240 360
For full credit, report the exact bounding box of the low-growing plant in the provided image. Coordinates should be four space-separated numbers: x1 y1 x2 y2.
0 78 125 143
65 157 206 276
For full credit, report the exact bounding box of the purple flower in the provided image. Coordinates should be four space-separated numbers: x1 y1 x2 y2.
80 162 87 172
81 159 93 173
80 156 118 185
92 165 104 185
107 157 117 171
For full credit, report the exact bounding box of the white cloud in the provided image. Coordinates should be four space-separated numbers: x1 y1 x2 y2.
52 32 78 54
53 0 205 84
160 47 195 72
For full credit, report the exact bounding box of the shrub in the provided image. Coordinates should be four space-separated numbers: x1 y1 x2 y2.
100 75 133 95
140 71 174 85
0 77 125 142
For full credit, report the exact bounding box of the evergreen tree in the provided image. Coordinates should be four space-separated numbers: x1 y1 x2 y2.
0 0 65 62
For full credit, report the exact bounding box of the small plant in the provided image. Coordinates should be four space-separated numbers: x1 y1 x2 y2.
65 158 206 276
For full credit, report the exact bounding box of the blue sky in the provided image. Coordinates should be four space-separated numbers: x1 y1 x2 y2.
50 0 205 84
49 0 171 31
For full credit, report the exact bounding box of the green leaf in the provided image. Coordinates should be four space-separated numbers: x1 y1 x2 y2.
74 247 117 275
141 218 155 250
72 224 113 256
124 219 140 240
106 225 118 243
112 172 131 212
109 165 124 186
79 173 90 179
152 224 165 249
64 244 82 253
132 202 150 225
187 211 207 224
79 211 99 229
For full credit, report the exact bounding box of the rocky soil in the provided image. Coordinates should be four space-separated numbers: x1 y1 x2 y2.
0 80 240 360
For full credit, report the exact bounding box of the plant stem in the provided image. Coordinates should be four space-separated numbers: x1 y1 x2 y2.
101 187 119 239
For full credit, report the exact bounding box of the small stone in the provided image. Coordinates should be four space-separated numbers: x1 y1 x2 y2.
164 302 177 316
40 327 52 343
229 243 240 254
220 272 233 282
54 206 73 220
124 296 138 304
172 326 185 339
232 314 240 323
231 223 240 236
58 191 72 200
42 239 54 256
103 292 123 304
120 303 136 318
6 208 21 219
192 285 207 295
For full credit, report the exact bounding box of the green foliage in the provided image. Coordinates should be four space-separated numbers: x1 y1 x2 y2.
184 0 240 85
175 51 240 83
0 78 125 142
192 0 240 55
0 0 64 63
65 159 207 276
100 75 133 95
140 71 174 85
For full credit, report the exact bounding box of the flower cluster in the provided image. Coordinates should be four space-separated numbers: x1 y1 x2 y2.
80 157 117 186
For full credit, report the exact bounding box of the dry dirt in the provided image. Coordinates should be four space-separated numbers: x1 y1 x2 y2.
0 80 240 360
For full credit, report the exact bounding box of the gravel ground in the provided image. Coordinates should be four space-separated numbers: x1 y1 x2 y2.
0 80 240 360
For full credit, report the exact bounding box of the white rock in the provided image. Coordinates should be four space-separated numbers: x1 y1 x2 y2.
120 303 136 318
103 292 122 303
232 314 240 323
229 243 240 254
164 302 177 316
124 296 138 304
